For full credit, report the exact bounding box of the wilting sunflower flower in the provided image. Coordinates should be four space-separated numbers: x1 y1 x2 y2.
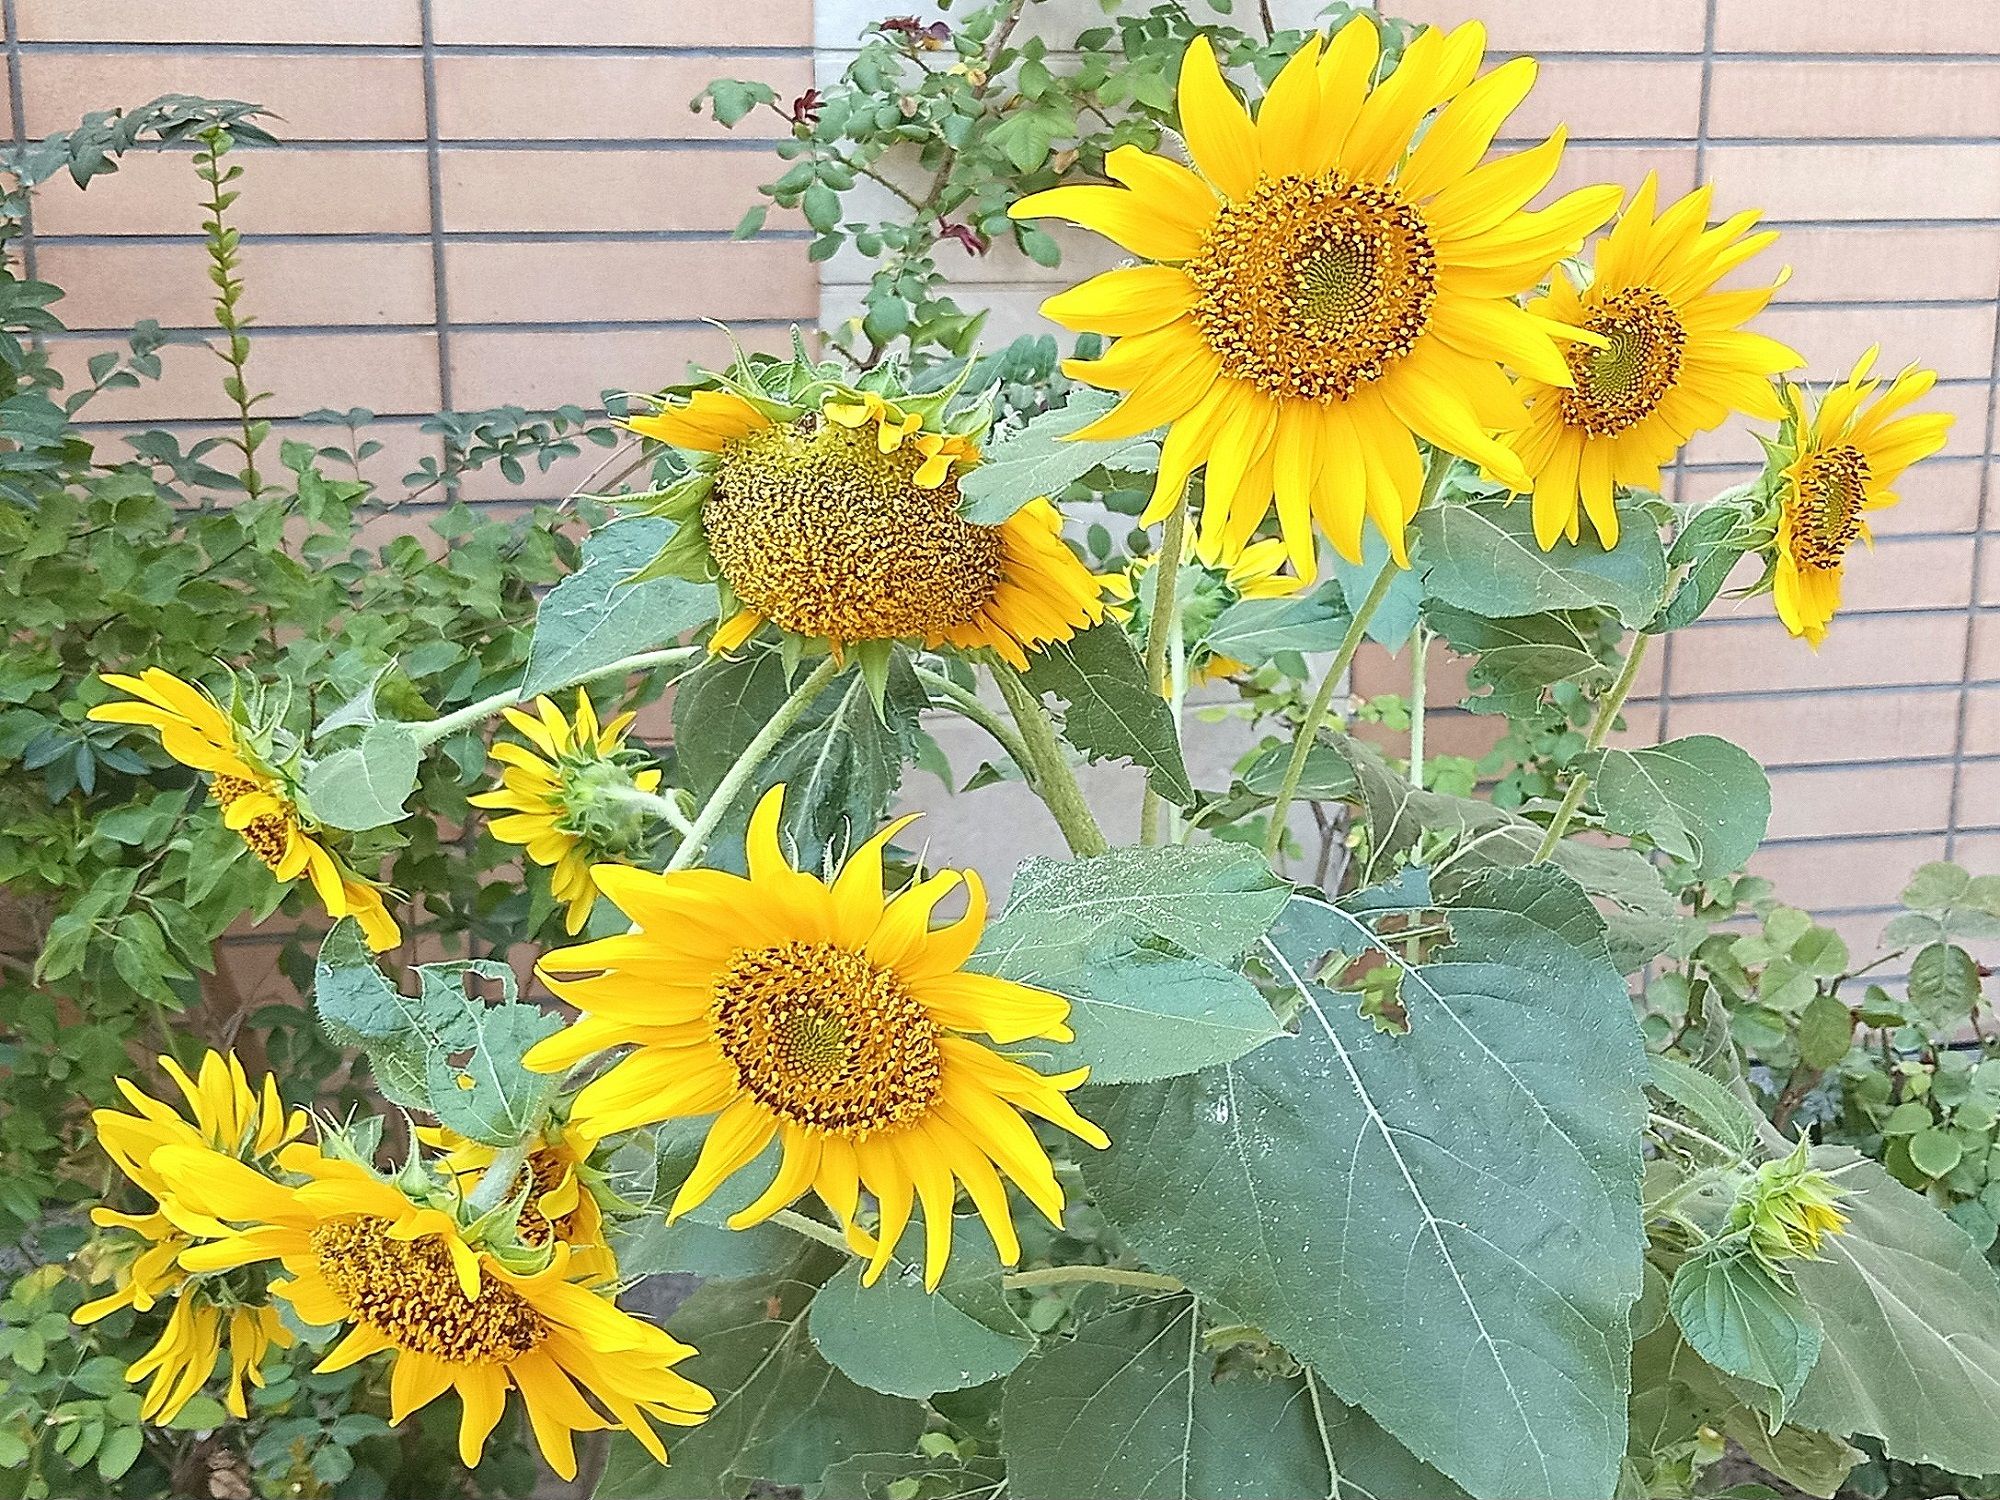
88 669 400 951
153 1141 712 1480
418 1120 618 1282
76 1051 304 1422
627 351 1106 670
523 784 1108 1290
1726 1140 1854 1277
1509 173 1801 549
1762 347 1953 646
1011 21 1622 573
469 690 661 934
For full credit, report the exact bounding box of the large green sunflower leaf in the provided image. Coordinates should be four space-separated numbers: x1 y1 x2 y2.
521 516 715 697
957 388 1161 526
1415 497 1667 627
809 1242 1033 1399
1080 867 1649 1500
1578 734 1770 879
998 1294 1464 1500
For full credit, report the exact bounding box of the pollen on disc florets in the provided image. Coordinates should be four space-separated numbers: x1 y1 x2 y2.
703 416 1007 642
712 940 942 1136
1186 172 1439 403
1785 444 1871 571
312 1216 548 1363
209 774 294 870
507 1149 577 1248
1558 286 1687 436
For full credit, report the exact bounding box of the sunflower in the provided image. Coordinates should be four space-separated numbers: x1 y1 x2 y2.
417 1120 618 1282
521 784 1108 1290
88 669 400 951
1509 173 1801 549
1010 21 1622 575
1764 347 1953 646
75 1050 305 1421
628 353 1107 670
469 690 661 934
152 1141 712 1480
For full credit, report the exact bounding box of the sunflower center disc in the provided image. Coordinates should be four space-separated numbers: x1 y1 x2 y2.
1789 443 1871 570
312 1216 548 1363
1559 286 1687 436
704 418 1006 642
1187 173 1438 403
208 774 293 870
712 940 942 1135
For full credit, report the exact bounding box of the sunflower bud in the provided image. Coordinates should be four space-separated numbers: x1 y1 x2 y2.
1725 1140 1853 1275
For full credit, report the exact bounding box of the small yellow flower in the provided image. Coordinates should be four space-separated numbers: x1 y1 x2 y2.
153 1141 713 1480
1108 534 1303 691
76 1050 306 1422
522 784 1108 1290
1766 347 1953 646
88 669 400 951
1727 1140 1853 1276
629 377 1107 670
469 690 660 934
1507 173 1800 550
418 1120 618 1283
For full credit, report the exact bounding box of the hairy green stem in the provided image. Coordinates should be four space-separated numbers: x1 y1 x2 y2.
1001 1265 1185 1294
769 1207 852 1255
1139 501 1188 847
465 1142 531 1218
666 655 842 872
407 645 700 748
1408 624 1429 790
1261 560 1398 865
992 664 1110 858
601 782 697 837
1530 632 1649 863
913 664 1034 776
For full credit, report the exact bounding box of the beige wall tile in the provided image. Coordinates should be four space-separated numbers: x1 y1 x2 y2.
1956 759 2000 830
31 148 430 236
448 325 791 409
1772 226 2000 304
1541 144 1699 204
443 238 814 325
435 55 814 141
437 148 782 233
1966 690 2000 757
1702 144 2000 222
431 0 812 47
21 52 426 140
1751 835 1947 913
14 0 420 43
1757 301 1996 381
1503 59 1704 141
1709 61 2000 141
1836 537 1977 613
1981 548 2000 608
1864 461 1986 537
1766 762 1955 839
1956 832 2000 871
1668 614 1966 693
1396 0 1708 51
1974 609 2000 679
48 331 439 421
1666 687 1963 766
38 240 436 329
1715 0 2000 53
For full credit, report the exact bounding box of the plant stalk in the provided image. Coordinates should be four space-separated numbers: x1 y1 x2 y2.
1530 631 1650 863
1408 624 1429 790
407 645 700 748
600 782 697 837
991 664 1111 858
666 655 842 872
1001 1265 1186 1293
1140 500 1188 847
465 1142 532 1218
913 664 1034 777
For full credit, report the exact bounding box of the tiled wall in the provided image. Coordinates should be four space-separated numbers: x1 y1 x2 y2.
18 0 1998 955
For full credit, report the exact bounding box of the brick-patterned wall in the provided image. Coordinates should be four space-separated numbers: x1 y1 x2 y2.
17 0 1997 961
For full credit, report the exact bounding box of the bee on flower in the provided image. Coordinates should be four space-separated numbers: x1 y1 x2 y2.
75 1051 305 1422
522 783 1108 1290
469 689 663 934
626 348 1109 672
87 669 400 950
150 1129 712 1480
1756 347 1953 646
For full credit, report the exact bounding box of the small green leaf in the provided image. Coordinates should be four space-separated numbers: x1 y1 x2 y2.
808 1243 1032 1399
521 517 716 697
1908 942 1982 1034
1202 581 1351 665
957 390 1161 526
1796 994 1854 1071
301 721 419 831
1018 622 1191 806
1579 735 1771 879
1668 1240 1822 1425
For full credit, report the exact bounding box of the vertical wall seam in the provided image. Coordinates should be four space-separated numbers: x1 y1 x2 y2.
1943 270 2000 860
3 0 37 282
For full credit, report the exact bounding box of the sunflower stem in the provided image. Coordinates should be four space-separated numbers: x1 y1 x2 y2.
1139 500 1188 846
465 1142 531 1219
768 1207 853 1255
1261 559 1398 866
600 782 697 837
991 664 1111 858
406 645 701 748
1530 631 1649 863
912 665 1034 779
666 655 843 872
1001 1265 1186 1294
1408 624 1429 790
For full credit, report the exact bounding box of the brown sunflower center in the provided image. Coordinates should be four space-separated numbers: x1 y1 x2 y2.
1186 173 1437 403
508 1149 577 1249
1558 287 1686 436
311 1216 547 1364
704 417 1006 643
208 774 294 871
712 940 941 1136
1787 444 1871 571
